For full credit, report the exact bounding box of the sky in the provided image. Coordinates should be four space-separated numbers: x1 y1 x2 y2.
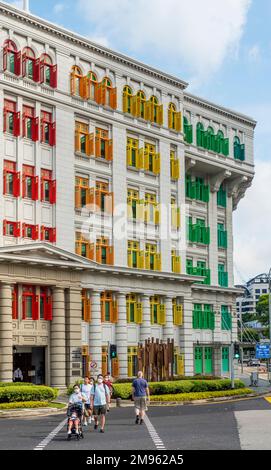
5 0 271 285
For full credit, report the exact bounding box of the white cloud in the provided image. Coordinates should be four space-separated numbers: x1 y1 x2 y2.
248 44 261 62
77 0 251 78
53 3 65 14
233 160 271 284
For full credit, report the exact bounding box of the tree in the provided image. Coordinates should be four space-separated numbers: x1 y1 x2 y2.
256 294 269 326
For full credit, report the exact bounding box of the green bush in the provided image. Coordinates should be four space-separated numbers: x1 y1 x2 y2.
0 386 58 403
0 401 49 410
113 375 222 384
112 379 245 399
0 382 33 387
150 388 252 402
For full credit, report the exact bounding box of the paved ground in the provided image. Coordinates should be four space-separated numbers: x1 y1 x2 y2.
1 397 271 450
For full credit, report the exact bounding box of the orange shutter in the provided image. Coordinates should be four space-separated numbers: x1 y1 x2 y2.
79 77 84 98
105 192 114 214
75 131 80 152
96 244 102 264
107 140 113 161
95 190 101 211
109 87 117 109
70 73 75 95
112 358 119 378
107 246 114 265
95 137 101 157
82 76 89 100
89 243 95 261
86 133 94 156
88 188 95 207
112 300 118 323
101 299 105 322
85 298 91 322
75 186 81 208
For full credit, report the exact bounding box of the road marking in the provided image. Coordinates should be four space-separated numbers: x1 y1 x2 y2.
33 417 67 451
144 415 166 450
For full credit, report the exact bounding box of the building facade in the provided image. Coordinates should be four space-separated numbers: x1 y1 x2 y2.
0 3 256 386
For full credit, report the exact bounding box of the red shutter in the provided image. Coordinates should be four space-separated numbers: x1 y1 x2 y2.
32 117 39 141
22 175 26 198
40 60 45 83
45 295 53 321
12 288 18 320
50 228 56 243
3 220 7 236
14 112 21 137
33 225 39 240
22 295 26 320
32 295 39 320
32 176 39 201
3 45 7 71
50 64 57 88
13 172 21 197
40 179 44 201
22 52 26 77
22 223 26 238
15 51 21 76
3 170 6 195
15 222 20 238
3 109 7 133
49 122 56 146
33 58 40 82
22 113 26 138
50 180 56 204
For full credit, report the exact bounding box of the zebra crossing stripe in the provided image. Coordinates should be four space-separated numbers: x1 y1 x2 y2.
33 418 67 450
144 415 166 450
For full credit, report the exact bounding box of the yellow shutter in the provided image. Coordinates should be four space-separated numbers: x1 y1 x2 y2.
154 153 160 174
144 149 149 171
127 145 133 166
177 355 184 375
173 256 181 274
168 110 173 129
145 252 150 270
155 206 160 225
175 112 182 132
144 203 150 223
158 304 166 325
137 200 145 221
138 148 144 169
157 105 163 125
127 250 132 268
102 353 108 376
131 95 140 117
136 303 143 324
112 358 119 378
145 100 152 121
128 355 133 377
154 253 161 271
138 251 145 269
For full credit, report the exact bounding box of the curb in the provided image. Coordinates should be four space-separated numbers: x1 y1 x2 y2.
0 407 67 419
148 392 270 406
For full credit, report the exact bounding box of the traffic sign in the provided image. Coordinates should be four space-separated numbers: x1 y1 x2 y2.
90 361 97 369
256 343 270 359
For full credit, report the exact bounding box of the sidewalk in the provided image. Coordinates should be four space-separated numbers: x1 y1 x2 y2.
237 367 271 395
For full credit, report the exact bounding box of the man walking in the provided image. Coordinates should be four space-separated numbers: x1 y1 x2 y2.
132 371 150 425
80 376 92 426
90 374 110 433
13 367 23 382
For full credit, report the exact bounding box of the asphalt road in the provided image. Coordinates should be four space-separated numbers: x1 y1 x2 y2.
1 397 271 451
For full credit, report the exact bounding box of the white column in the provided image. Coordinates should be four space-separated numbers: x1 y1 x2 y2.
140 294 151 343
163 297 174 341
226 195 234 287
116 293 128 378
89 291 102 374
180 296 194 376
50 287 66 388
0 283 13 382
66 287 82 385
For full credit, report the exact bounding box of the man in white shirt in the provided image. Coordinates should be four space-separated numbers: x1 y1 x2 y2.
90 374 110 433
13 368 23 382
80 376 93 426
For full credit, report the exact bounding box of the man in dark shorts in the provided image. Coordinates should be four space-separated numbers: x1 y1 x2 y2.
132 371 150 425
90 374 110 433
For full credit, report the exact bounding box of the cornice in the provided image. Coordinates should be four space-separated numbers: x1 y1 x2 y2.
184 93 257 128
0 3 188 91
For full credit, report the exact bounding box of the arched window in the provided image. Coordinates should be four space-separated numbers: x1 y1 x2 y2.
3 40 21 75
234 135 245 160
137 90 146 119
183 116 193 144
102 77 112 106
123 85 133 113
196 122 204 147
22 47 37 81
207 126 215 151
70 66 83 96
168 102 176 129
40 54 53 86
216 130 224 154
87 71 97 100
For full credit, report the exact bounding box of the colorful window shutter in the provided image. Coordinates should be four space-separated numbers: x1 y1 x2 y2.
112 358 119 378
136 303 143 324
158 304 166 325
32 295 39 320
50 64 58 89
45 296 53 321
109 88 117 109
14 112 21 137
112 300 118 323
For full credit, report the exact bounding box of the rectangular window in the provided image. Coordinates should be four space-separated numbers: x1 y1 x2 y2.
4 100 20 137
3 220 20 238
22 223 39 240
218 264 228 287
221 305 232 330
101 292 118 323
41 169 56 204
41 111 56 146
128 347 138 377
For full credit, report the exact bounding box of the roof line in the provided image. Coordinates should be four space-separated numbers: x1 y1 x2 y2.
0 1 188 90
184 92 257 127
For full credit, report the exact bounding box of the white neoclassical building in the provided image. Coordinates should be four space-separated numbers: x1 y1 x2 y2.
0 2 256 387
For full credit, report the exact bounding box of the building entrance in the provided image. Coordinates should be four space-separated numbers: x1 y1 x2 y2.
13 347 46 385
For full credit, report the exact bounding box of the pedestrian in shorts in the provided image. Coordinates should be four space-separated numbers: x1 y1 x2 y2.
90 374 110 433
132 371 150 425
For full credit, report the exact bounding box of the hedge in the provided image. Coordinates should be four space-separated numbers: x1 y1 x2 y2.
150 388 253 402
0 401 50 410
0 382 33 388
114 375 221 384
112 379 245 399
0 386 58 403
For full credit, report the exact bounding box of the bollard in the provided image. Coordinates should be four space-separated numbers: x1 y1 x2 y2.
116 398 122 407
